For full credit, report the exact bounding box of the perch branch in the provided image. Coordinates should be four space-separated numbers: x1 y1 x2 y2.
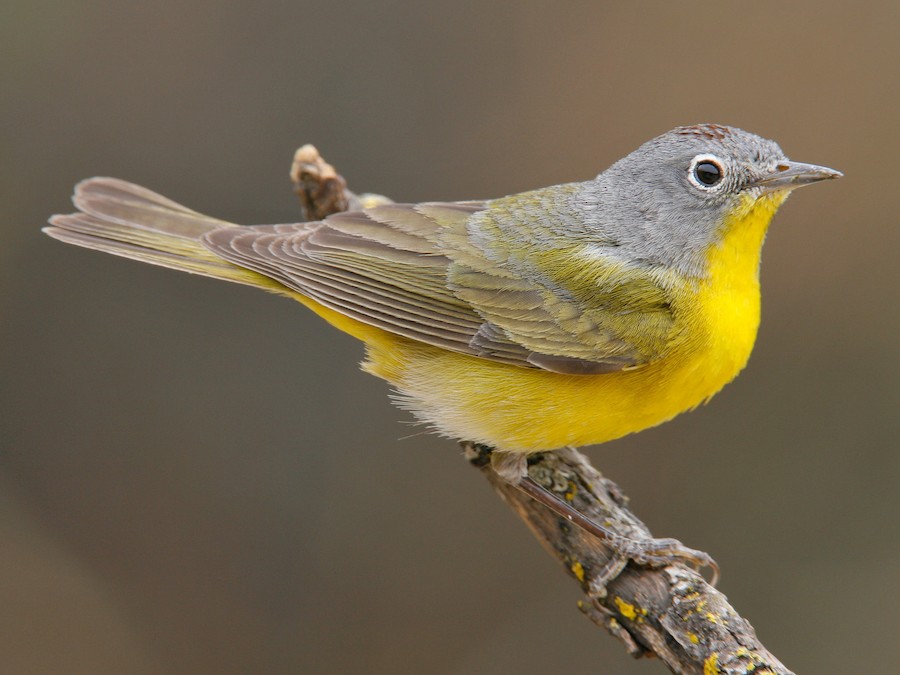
290 145 793 675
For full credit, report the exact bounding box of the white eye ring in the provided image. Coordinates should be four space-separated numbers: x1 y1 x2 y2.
688 154 726 190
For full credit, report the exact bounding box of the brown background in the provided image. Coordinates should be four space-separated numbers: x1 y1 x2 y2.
2 2 898 673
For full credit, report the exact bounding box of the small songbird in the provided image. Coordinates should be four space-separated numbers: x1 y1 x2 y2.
45 124 841 575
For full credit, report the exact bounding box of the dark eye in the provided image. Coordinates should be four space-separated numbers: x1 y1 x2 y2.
694 161 722 186
688 155 726 190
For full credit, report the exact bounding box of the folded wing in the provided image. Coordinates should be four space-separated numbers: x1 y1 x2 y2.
203 199 674 373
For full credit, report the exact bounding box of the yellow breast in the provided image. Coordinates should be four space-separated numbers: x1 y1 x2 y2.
297 193 786 453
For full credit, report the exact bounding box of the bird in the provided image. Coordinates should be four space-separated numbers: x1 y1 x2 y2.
45 124 841 577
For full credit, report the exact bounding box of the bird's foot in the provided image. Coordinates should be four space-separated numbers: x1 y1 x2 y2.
489 449 719 587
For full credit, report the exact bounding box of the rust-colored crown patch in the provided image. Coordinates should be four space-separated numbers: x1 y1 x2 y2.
674 124 732 141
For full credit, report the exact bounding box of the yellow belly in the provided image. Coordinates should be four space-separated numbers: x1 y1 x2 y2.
363 279 760 452
293 193 780 452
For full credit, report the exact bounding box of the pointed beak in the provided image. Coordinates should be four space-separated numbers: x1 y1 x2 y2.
748 161 843 193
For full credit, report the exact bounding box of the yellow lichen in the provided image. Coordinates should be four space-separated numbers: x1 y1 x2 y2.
614 596 646 622
704 611 727 626
571 560 585 582
704 652 719 675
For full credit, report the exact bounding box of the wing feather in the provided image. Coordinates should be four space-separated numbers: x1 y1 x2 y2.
201 198 675 373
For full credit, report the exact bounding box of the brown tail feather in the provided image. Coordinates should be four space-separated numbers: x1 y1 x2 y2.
44 178 285 290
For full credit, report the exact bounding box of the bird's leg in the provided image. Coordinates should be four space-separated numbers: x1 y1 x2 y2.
490 449 719 587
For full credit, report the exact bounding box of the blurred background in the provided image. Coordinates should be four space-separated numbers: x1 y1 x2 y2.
1 2 897 673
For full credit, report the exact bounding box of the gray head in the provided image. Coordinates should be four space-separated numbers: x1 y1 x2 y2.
577 123 841 276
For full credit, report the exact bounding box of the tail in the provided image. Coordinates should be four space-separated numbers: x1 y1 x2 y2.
45 177 284 291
